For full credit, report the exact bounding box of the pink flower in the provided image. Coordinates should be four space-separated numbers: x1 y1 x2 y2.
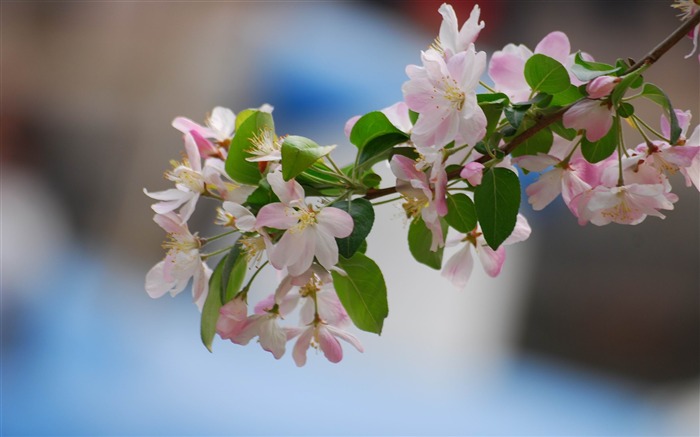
172 106 235 144
390 155 447 251
489 31 590 103
586 75 619 99
255 171 353 276
145 212 210 310
460 162 484 186
562 99 615 142
575 184 677 226
231 313 288 359
403 47 486 148
217 298 249 341
145 133 202 213
288 323 363 367
515 153 598 214
442 214 531 289
436 3 484 58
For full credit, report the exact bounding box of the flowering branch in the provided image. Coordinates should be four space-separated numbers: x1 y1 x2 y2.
144 1 700 367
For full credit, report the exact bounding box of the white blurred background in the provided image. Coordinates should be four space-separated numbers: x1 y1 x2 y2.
2 1 698 435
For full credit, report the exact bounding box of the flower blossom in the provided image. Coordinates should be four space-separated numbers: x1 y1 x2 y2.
144 132 205 222
574 184 677 226
562 75 619 142
145 212 210 310
515 152 599 214
172 106 236 144
442 214 531 289
255 171 353 276
403 46 487 148
391 154 447 251
434 3 484 58
489 31 590 103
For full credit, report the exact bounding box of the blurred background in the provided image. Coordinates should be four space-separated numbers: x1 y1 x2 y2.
2 1 698 435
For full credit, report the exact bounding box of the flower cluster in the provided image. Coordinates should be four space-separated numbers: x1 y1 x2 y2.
144 2 699 364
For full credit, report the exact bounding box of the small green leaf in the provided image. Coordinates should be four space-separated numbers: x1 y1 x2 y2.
332 252 388 334
333 198 375 259
280 135 335 181
361 171 382 189
571 52 620 82
225 110 274 185
478 93 509 137
409 110 419 125
445 193 477 233
581 117 619 163
474 168 521 250
504 106 527 129
524 54 571 95
617 102 635 118
201 257 226 353
550 119 578 141
350 112 410 169
550 84 585 107
221 243 247 303
510 127 553 157
408 216 446 270
350 111 405 150
641 83 681 144
357 240 368 254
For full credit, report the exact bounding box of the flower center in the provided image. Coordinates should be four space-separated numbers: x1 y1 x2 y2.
240 234 266 265
442 77 466 111
162 233 200 254
166 159 205 193
292 207 318 232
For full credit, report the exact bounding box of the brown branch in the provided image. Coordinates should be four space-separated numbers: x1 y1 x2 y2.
363 10 700 202
628 9 700 73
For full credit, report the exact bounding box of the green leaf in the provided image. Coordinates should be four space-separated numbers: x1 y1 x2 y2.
408 216 446 270
361 171 382 189
510 127 554 157
200 257 226 353
571 52 620 82
550 84 585 107
332 252 388 334
225 110 274 185
478 93 509 137
350 111 410 169
504 106 527 129
641 83 681 144
409 109 419 125
357 240 368 254
333 198 375 259
280 135 335 181
581 117 619 163
234 109 256 131
221 243 247 303
524 54 571 95
445 193 477 233
474 168 521 250
350 111 405 150
617 102 635 118
550 119 578 141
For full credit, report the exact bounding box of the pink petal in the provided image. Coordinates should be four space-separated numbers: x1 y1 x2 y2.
258 318 287 359
266 170 304 205
255 203 298 230
271 230 314 276
326 325 363 352
314 229 340 271
344 115 361 138
441 246 474 289
503 214 532 245
535 31 571 65
145 261 172 298
317 207 354 238
153 212 186 235
526 168 563 210
477 244 506 277
318 326 343 363
292 327 314 367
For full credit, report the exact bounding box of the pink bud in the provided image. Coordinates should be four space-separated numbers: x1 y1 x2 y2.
586 75 620 99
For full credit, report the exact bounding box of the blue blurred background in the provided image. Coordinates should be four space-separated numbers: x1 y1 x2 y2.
2 1 698 435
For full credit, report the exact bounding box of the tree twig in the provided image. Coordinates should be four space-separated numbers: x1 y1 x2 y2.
364 10 700 202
